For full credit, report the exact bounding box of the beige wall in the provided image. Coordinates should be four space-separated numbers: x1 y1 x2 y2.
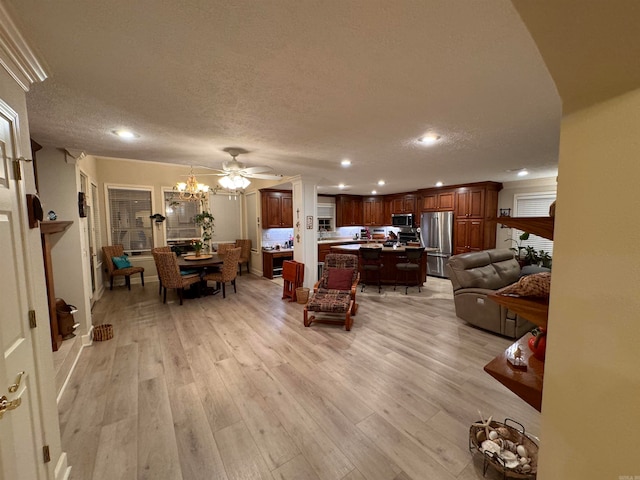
538 88 640 478
496 176 557 248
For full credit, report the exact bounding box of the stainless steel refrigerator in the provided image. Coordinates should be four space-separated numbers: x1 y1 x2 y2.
420 211 454 278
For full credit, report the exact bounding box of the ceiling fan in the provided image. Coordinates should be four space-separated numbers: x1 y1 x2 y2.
199 147 284 190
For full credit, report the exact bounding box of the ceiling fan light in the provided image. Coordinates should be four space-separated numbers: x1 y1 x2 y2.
218 176 233 189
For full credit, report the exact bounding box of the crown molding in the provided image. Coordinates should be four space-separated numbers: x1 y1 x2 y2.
0 2 47 91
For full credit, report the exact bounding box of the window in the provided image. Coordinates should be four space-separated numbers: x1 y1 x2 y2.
106 186 153 254
318 218 332 231
163 192 200 241
513 193 556 255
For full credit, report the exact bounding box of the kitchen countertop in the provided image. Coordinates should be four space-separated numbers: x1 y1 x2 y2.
262 248 294 253
330 243 437 253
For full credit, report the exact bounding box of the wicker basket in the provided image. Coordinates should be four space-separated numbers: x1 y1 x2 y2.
93 324 114 342
469 418 538 479
296 287 310 304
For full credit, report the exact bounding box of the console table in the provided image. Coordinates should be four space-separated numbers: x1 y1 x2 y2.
41 220 73 351
484 334 544 411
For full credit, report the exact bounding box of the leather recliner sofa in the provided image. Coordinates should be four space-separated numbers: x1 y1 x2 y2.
445 249 535 338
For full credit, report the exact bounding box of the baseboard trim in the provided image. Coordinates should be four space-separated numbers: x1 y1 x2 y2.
56 340 87 404
54 451 71 480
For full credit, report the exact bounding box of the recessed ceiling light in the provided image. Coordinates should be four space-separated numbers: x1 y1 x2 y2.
338 183 346 189
517 169 529 177
377 180 385 186
418 134 440 145
341 159 351 167
371 190 377 195
112 129 138 139
435 181 444 187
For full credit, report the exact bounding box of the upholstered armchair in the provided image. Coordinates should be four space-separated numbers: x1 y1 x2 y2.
102 245 145 290
304 253 360 331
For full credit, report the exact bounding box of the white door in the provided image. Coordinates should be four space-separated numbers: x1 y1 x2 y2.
0 100 47 478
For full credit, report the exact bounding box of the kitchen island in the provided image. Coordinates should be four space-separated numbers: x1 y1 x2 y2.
330 243 436 287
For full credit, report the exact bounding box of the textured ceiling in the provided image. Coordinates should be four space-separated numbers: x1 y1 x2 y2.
5 0 562 195
513 0 640 115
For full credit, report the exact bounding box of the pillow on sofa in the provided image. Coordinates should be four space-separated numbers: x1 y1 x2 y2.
112 255 131 269
327 268 353 290
497 272 551 298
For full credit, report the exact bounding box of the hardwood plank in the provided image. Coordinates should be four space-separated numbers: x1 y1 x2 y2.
91 418 138 480
245 363 354 480
138 377 183 480
356 413 457 480
103 343 139 425
271 363 401 480
216 357 300 470
169 383 228 480
271 454 321 480
214 421 274 480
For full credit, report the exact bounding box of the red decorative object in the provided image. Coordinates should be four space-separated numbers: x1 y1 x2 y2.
528 329 547 361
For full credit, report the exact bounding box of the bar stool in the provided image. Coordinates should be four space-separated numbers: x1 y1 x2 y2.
360 246 384 293
395 247 425 294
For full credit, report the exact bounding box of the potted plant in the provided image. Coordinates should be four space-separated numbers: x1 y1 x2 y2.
193 209 215 251
506 231 530 266
192 239 203 257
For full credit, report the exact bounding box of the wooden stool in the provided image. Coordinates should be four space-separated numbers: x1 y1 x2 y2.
282 260 304 302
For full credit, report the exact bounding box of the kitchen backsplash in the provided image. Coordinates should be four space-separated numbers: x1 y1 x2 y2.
262 226 401 248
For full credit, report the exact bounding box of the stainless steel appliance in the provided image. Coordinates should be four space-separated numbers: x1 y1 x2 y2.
392 213 413 227
420 211 453 278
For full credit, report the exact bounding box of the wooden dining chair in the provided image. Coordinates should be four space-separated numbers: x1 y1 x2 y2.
204 247 241 298
102 245 145 290
151 246 172 295
235 239 251 275
155 252 202 305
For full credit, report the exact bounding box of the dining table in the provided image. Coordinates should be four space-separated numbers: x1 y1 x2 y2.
177 253 225 270
176 253 225 297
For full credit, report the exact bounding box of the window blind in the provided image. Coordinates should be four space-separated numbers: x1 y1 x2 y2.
513 193 556 255
163 192 200 241
107 187 153 254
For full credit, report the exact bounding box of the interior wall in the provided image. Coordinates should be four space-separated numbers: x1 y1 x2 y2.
538 88 640 478
36 147 93 340
496 176 557 248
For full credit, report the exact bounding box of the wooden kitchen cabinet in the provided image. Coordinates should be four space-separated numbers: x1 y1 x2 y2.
261 189 293 228
390 194 416 215
455 187 485 218
336 195 363 226
262 249 293 279
421 190 455 211
362 196 385 226
454 218 483 254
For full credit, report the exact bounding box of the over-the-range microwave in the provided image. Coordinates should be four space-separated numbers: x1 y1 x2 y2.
391 213 413 227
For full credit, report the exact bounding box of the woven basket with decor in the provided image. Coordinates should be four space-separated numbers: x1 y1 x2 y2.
93 324 114 342
469 418 538 479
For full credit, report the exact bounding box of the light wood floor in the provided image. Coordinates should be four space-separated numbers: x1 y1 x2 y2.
58 274 540 480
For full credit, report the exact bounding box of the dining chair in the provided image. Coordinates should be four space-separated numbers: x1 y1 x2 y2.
151 246 172 295
203 247 241 298
102 245 145 290
155 251 202 305
235 239 251 275
216 243 235 255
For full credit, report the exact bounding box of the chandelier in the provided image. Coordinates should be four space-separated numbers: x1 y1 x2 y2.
218 173 250 190
174 169 210 201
